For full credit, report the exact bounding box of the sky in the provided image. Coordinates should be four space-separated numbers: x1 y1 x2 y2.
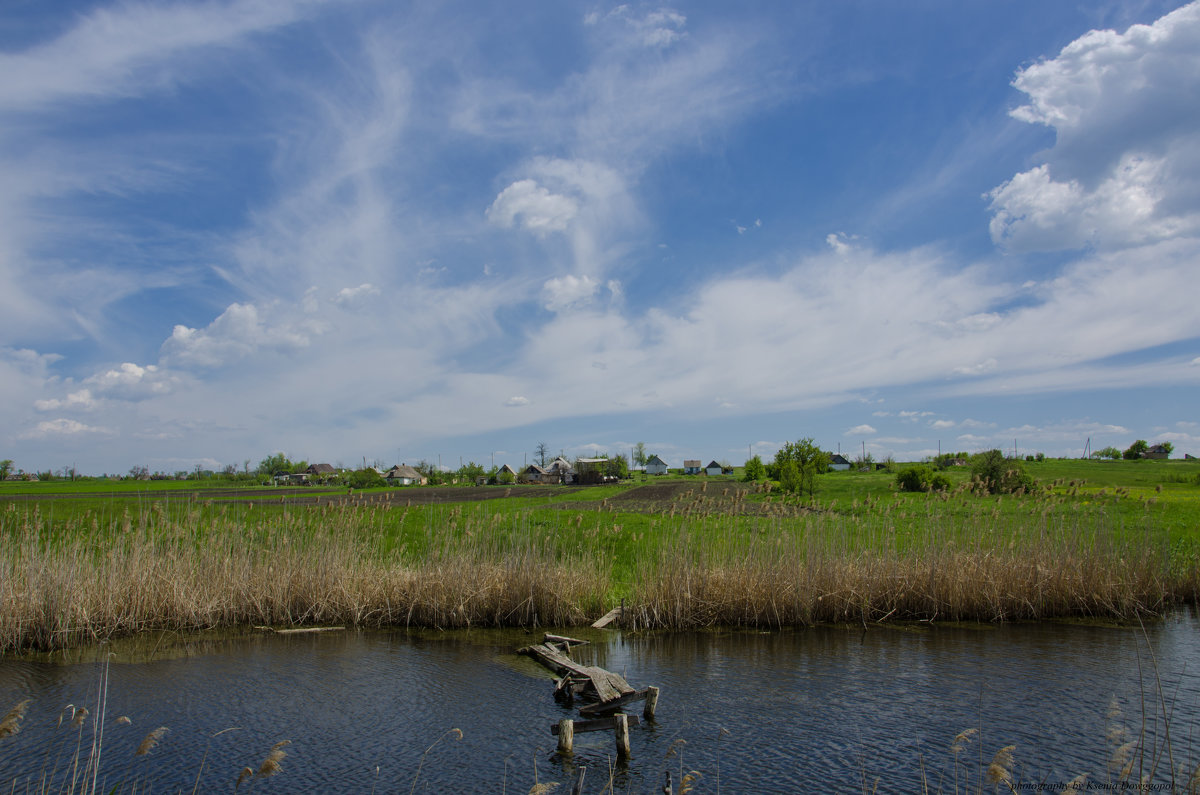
2 0 1199 475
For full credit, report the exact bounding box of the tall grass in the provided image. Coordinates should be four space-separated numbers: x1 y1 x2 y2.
1 486 1197 654
0 501 607 654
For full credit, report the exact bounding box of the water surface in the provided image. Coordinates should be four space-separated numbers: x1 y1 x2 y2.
2 613 1198 793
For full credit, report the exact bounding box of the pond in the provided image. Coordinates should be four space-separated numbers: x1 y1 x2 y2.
2 612 1198 793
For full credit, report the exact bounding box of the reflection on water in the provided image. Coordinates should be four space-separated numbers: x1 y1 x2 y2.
2 613 1198 793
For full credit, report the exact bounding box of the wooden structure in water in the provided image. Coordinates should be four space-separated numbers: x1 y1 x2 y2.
517 633 659 758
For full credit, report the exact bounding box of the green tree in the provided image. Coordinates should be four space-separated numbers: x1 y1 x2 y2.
1123 440 1149 460
257 452 295 475
347 468 386 489
458 461 486 482
778 460 803 494
606 454 630 479
1092 446 1122 460
743 455 765 482
1159 441 1174 457
0 459 12 480
632 442 647 469
769 438 829 496
969 450 1034 494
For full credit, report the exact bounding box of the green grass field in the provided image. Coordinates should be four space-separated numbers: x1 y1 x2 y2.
2 457 1198 653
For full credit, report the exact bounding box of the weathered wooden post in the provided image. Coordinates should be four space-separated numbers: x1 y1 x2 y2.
557 718 574 754
643 686 659 720
614 713 631 758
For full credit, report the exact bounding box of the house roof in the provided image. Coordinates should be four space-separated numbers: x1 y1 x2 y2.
307 463 336 474
706 460 722 469
547 457 574 472
385 465 422 480
498 464 518 474
829 454 851 465
683 460 701 467
646 455 668 466
524 464 548 475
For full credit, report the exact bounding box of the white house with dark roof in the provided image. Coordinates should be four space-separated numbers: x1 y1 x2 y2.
645 455 669 475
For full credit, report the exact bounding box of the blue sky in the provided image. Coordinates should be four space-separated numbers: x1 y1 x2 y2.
3 0 1199 475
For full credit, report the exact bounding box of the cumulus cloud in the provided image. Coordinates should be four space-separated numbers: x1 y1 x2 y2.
331 283 381 307
487 179 579 234
20 418 112 438
542 274 599 312
505 396 531 407
847 424 876 435
34 390 96 412
930 419 956 430
161 302 323 369
990 2 1200 251
84 362 176 399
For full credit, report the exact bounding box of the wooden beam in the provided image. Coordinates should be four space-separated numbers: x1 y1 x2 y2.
551 714 641 735
578 687 651 717
591 607 623 629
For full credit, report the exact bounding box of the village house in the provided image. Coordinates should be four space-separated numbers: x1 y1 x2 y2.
683 460 702 475
1144 444 1171 460
645 455 669 475
383 464 426 486
828 454 852 471
705 460 724 476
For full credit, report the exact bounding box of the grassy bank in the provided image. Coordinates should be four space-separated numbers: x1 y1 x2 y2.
3 457 1199 653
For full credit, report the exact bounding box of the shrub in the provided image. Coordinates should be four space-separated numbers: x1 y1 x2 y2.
895 465 951 493
347 468 386 489
969 450 1034 495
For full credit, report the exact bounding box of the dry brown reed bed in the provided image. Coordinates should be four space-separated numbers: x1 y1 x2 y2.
0 503 606 654
626 510 1192 630
1 496 1195 654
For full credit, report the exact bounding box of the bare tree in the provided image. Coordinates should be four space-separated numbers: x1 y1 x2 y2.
535 441 549 467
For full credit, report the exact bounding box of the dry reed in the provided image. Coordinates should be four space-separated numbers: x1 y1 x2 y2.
0 494 1195 653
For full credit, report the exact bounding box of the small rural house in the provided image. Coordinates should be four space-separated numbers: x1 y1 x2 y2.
520 464 554 484
1144 444 1171 460
828 454 852 471
705 460 724 476
547 457 576 483
383 464 425 486
683 460 702 475
305 463 337 481
497 463 519 480
645 455 669 475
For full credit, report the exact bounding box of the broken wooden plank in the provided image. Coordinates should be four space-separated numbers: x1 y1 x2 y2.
544 633 589 647
254 626 345 635
551 714 641 735
518 641 635 704
578 687 652 717
591 606 623 629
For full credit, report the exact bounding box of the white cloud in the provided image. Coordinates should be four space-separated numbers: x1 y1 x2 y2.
953 358 998 376
20 418 112 439
331 283 381 307
487 179 579 234
505 396 531 407
161 302 324 369
84 362 175 398
930 419 956 430
585 6 688 49
34 389 96 412
542 275 599 312
0 0 331 111
847 424 876 435
990 2 1200 251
